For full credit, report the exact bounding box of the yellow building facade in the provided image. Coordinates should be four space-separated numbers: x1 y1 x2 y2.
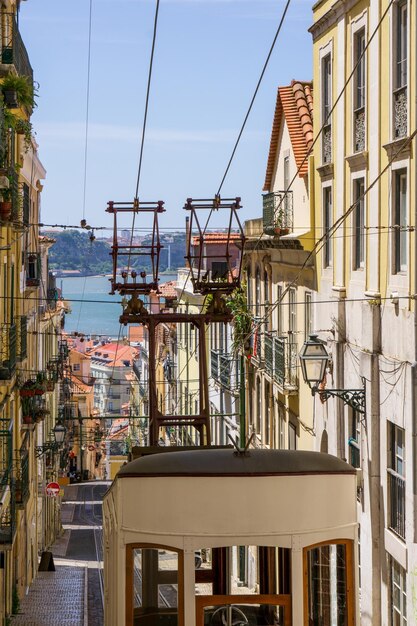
0 1 63 623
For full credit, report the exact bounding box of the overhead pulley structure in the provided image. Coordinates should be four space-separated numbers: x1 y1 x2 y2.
110 194 245 447
184 196 245 295
106 198 165 295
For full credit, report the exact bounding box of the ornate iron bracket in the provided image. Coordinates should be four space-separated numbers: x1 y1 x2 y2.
35 442 60 458
315 377 366 415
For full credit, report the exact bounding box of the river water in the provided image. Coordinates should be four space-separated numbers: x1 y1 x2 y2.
60 274 177 338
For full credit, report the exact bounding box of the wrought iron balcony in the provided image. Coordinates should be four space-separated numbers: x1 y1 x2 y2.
1 13 33 83
388 469 405 539
210 349 239 390
393 86 407 139
17 315 27 361
0 425 15 545
263 191 293 236
262 332 298 391
0 323 16 379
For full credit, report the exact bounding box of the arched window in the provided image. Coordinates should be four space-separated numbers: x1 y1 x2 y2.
255 267 261 318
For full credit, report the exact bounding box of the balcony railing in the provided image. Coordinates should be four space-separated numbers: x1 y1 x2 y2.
17 315 27 361
263 191 293 236
393 86 407 139
0 323 16 379
262 332 298 391
1 13 33 82
210 349 239 391
388 469 405 539
0 426 15 546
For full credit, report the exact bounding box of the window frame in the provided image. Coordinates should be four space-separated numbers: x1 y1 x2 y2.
392 167 408 274
322 184 333 268
352 176 365 271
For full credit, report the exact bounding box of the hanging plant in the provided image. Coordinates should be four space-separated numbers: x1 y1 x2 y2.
1 73 38 110
225 284 254 355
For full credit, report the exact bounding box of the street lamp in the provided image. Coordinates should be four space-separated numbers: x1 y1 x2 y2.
36 422 67 457
299 334 366 414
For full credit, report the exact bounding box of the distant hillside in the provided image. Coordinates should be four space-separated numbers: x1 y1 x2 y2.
45 229 187 275
45 230 112 275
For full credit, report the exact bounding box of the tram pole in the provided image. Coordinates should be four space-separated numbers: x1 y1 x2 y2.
239 354 246 447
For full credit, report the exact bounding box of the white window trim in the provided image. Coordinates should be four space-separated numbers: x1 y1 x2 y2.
322 181 333 270
319 40 333 164
389 159 409 288
390 0 410 140
350 12 367 154
351 171 367 276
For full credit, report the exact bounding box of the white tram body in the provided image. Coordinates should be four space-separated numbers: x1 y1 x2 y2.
103 448 358 626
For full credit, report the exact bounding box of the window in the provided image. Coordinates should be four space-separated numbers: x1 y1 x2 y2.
288 288 296 335
288 421 296 450
388 422 405 539
393 1 408 138
353 178 365 270
306 542 352 626
256 377 261 434
277 285 282 335
264 381 270 446
390 557 407 626
348 410 361 468
322 53 332 163
73 363 81 372
304 292 312 339
353 28 366 152
255 267 261 318
323 186 333 267
393 169 407 273
246 266 251 313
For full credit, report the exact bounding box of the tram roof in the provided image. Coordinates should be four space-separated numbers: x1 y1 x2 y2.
117 448 355 478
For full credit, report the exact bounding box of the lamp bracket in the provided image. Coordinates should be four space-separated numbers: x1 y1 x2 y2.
316 378 366 414
35 443 59 458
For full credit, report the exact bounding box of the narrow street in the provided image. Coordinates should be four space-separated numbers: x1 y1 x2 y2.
11 481 110 626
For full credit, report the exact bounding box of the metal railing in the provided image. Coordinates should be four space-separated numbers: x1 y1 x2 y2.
262 190 294 236
17 315 27 361
1 13 33 82
0 323 16 379
0 427 15 545
261 333 298 391
210 349 239 391
388 469 405 539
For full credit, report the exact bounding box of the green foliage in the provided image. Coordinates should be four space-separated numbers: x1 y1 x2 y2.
226 285 253 354
1 73 37 109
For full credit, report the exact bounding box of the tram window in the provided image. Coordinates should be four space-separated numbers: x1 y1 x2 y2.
306 542 353 626
130 547 181 625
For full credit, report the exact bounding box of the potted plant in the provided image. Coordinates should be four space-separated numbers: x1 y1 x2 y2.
19 379 37 397
14 117 33 152
0 175 13 220
1 73 38 110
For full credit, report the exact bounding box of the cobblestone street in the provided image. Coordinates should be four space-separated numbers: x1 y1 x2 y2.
11 481 109 626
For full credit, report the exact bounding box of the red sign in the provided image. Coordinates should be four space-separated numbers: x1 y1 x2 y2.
45 482 60 498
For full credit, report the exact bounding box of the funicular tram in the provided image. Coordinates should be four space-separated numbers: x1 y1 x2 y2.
102 197 359 625
103 447 358 626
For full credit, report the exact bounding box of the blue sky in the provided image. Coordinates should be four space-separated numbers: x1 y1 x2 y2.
20 0 313 232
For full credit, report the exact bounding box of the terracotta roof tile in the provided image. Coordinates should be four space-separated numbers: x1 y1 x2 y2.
263 80 313 191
